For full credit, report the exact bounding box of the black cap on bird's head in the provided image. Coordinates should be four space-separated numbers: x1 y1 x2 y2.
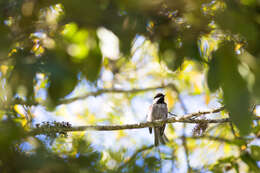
154 93 165 99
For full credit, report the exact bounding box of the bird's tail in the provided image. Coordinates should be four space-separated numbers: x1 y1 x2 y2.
154 127 168 146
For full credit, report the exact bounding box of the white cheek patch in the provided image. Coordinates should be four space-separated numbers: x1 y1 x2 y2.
153 97 160 104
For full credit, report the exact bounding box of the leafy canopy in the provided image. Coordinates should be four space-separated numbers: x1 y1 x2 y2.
0 0 260 172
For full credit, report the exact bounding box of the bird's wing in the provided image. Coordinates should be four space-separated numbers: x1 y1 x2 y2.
163 103 168 119
160 104 168 135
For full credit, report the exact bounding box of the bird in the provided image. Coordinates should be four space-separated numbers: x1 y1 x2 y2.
147 93 169 146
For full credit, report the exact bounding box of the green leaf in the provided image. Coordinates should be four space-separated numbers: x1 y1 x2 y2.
159 38 184 71
250 145 260 161
0 23 12 55
48 69 77 103
8 49 37 100
241 152 260 172
207 57 221 92
41 51 78 105
216 5 259 55
232 162 239 173
212 41 252 135
81 35 102 82
252 67 260 99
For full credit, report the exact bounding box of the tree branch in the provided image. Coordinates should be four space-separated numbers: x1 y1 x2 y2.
59 83 177 104
30 107 260 135
30 107 225 135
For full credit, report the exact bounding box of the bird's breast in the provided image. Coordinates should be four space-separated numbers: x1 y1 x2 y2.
151 103 168 120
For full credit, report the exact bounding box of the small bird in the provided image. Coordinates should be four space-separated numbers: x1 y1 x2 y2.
147 93 169 146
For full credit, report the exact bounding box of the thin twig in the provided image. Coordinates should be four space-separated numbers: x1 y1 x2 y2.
168 112 177 116
12 83 178 106
229 120 237 138
117 145 153 171
181 135 191 172
175 91 191 173
183 135 251 145
182 106 225 120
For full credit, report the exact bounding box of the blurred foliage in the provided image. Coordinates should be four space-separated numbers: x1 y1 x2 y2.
0 0 260 172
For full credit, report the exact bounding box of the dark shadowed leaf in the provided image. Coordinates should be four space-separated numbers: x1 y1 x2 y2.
8 49 37 101
207 55 221 92
81 36 103 82
241 152 260 172
250 145 260 161
42 51 78 105
211 41 252 135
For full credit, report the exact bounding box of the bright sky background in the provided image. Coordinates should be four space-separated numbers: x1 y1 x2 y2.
20 30 260 172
